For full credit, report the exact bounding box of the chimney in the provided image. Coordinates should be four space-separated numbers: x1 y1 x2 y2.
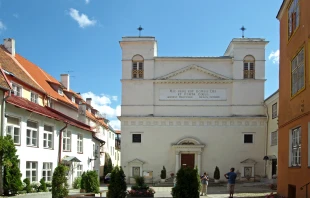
86 98 92 106
60 74 70 90
3 38 15 57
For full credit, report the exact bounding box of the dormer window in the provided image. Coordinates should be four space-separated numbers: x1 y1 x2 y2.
11 82 22 97
72 96 75 103
243 55 255 79
58 88 63 95
132 55 144 79
30 92 38 104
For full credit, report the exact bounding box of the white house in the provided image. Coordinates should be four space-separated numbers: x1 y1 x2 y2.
0 38 117 186
119 36 269 183
264 90 279 179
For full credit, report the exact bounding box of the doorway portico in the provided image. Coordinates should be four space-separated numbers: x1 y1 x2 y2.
172 138 205 175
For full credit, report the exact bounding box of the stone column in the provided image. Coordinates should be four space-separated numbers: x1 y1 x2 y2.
197 151 202 175
175 151 180 173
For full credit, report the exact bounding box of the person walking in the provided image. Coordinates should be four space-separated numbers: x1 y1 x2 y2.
224 168 237 198
200 172 209 196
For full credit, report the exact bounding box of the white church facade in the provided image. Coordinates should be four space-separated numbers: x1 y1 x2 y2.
119 36 269 183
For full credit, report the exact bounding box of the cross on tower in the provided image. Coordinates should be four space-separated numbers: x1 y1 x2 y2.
137 25 143 37
240 26 246 38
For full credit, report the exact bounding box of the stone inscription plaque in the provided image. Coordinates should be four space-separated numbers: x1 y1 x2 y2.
159 89 227 101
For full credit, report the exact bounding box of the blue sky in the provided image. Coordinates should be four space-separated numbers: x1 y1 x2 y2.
0 0 282 129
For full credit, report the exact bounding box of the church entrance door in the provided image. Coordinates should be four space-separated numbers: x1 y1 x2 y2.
181 154 195 169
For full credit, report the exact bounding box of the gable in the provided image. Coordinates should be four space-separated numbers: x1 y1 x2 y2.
155 65 231 80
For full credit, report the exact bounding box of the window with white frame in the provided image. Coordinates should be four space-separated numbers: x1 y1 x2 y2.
63 130 71 151
243 55 255 79
26 120 38 147
77 134 83 153
42 162 52 182
109 132 111 139
30 92 38 104
132 55 144 79
271 131 278 146
272 103 277 119
77 164 83 177
291 47 305 96
26 161 37 182
58 88 63 95
43 125 53 149
291 127 301 166
12 82 22 96
244 133 254 144
6 116 20 144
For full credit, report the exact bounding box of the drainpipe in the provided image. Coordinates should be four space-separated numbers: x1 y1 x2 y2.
263 102 269 177
58 123 68 165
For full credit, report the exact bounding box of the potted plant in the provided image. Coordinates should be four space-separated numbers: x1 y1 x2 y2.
170 173 175 178
213 166 220 183
160 166 166 183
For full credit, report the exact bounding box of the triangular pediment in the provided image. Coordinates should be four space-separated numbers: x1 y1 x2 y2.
155 65 231 80
128 158 145 164
240 158 257 164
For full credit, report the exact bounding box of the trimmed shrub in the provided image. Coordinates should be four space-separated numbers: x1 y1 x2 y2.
23 178 32 193
107 166 127 198
160 166 166 179
80 172 86 189
52 165 69 198
104 153 113 177
213 166 220 180
83 171 100 193
73 176 81 189
39 178 47 192
2 136 23 195
31 182 40 192
171 167 200 198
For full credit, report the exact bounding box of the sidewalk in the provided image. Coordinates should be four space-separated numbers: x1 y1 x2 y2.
0 183 274 198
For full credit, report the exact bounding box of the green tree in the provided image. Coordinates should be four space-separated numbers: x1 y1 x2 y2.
172 167 200 198
160 166 166 179
23 178 32 193
1 136 23 195
213 166 220 180
52 165 69 198
84 171 100 193
39 178 47 192
104 153 113 177
108 166 127 198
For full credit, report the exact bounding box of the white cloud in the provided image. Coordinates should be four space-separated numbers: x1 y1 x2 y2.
0 20 6 30
85 0 90 4
69 8 96 28
109 120 120 130
268 50 279 64
112 96 118 101
81 91 121 120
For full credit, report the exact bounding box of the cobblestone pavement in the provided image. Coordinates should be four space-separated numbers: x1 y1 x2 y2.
0 184 275 198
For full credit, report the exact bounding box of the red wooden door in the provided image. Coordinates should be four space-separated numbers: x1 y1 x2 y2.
181 154 195 169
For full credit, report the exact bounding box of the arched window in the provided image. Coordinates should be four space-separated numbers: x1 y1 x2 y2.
132 55 144 79
243 55 255 79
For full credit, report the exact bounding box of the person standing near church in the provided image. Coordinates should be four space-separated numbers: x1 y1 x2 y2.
224 168 237 198
200 172 209 196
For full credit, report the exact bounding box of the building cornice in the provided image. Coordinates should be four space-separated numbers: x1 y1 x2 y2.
118 116 267 127
276 0 289 20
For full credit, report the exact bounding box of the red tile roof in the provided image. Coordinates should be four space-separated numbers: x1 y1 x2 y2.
7 95 93 132
0 46 44 93
115 130 121 134
0 66 11 91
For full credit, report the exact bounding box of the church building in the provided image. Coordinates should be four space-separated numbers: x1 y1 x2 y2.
119 36 269 183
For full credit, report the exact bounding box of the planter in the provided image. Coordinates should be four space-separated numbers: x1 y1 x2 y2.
80 189 86 193
214 179 220 183
161 179 165 183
